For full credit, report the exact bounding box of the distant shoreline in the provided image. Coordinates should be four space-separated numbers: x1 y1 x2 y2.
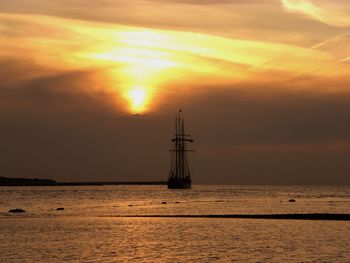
110 213 350 221
0 177 166 186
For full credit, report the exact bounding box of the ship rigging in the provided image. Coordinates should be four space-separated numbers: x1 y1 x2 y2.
167 110 194 189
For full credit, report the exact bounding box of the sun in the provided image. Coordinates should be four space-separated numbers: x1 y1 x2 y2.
79 29 180 114
125 86 149 114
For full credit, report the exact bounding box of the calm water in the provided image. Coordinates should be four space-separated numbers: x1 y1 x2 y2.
0 185 349 262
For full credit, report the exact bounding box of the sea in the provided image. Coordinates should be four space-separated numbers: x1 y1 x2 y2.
0 185 349 262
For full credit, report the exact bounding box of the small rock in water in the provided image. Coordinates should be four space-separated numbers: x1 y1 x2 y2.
161 202 167 204
56 207 64 211
8 208 26 213
288 199 296 202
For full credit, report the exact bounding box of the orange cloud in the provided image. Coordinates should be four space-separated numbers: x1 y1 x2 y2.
281 0 350 28
1 9 350 113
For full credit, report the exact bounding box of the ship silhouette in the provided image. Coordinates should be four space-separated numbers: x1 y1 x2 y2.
167 110 194 189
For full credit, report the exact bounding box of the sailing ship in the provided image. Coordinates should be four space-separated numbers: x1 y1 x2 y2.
167 110 194 189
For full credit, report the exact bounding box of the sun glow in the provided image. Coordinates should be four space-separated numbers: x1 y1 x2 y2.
83 30 180 114
125 86 149 114
83 27 335 114
4 14 350 114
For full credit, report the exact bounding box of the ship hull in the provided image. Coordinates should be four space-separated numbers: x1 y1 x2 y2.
167 178 191 189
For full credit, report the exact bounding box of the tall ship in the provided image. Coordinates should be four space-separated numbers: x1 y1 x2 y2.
168 110 194 189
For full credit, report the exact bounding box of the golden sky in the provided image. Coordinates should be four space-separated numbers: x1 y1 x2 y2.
1 0 350 113
1 0 350 184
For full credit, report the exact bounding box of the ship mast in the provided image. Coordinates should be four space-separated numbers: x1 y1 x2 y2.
168 110 194 189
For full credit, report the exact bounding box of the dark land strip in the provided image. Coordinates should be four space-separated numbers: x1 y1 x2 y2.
110 213 350 221
0 177 166 186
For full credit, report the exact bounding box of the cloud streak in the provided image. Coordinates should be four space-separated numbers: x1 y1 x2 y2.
1 12 349 112
281 0 350 28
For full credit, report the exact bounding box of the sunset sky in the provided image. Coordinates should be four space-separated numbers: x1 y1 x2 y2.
1 0 350 184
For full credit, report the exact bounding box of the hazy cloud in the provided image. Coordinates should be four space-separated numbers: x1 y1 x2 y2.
281 0 350 28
